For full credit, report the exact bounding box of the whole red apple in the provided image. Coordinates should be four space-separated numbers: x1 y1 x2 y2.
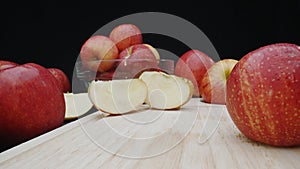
200 59 238 104
174 49 215 97
115 43 160 78
226 43 300 147
0 63 65 151
109 23 143 51
0 60 19 70
79 35 119 73
48 68 71 93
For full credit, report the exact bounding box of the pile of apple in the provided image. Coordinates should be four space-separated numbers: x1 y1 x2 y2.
0 60 71 151
79 23 161 80
175 43 300 147
80 24 195 114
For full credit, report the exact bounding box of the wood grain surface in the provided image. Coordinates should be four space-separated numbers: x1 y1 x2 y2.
0 98 299 169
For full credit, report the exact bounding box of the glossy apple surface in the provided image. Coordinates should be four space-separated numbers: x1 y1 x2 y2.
115 44 159 79
0 60 19 70
48 68 71 93
0 63 65 151
109 23 143 51
226 43 300 147
79 35 119 72
174 49 215 97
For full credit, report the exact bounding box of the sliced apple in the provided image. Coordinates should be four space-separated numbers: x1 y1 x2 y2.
64 93 93 120
139 71 194 109
88 79 148 114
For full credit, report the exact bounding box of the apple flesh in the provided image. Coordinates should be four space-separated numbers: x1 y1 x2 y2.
79 35 119 73
88 79 148 114
109 23 143 51
200 59 238 104
115 43 160 79
0 60 19 70
64 93 93 120
139 71 194 110
226 43 300 147
174 49 215 97
0 63 65 151
48 68 71 93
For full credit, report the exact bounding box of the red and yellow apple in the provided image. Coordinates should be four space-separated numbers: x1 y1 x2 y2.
200 59 238 104
48 68 71 93
226 43 300 147
174 49 215 97
79 35 119 73
0 63 65 151
109 23 143 51
114 43 160 79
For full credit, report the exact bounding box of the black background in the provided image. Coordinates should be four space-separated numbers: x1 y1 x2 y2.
1 1 299 87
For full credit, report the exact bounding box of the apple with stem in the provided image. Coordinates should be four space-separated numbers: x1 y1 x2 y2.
79 35 119 73
0 63 65 151
48 68 71 93
200 59 238 104
226 43 300 147
109 23 143 51
174 49 215 97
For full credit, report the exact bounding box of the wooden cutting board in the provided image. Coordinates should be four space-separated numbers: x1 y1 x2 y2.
0 98 299 169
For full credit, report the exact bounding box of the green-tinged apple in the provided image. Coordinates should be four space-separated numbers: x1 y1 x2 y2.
48 68 71 93
115 43 160 78
174 49 215 97
226 43 300 147
0 63 65 151
139 71 194 110
0 60 19 70
88 79 148 114
109 23 143 51
79 35 119 73
200 59 238 104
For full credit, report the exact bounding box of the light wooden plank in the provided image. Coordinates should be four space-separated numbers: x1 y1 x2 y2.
0 98 299 169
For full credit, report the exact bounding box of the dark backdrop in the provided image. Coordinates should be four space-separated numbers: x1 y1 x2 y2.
1 1 299 87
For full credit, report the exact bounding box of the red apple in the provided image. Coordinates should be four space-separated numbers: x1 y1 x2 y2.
200 59 238 104
0 63 65 151
115 44 160 79
48 68 71 93
174 49 215 97
109 23 143 51
0 60 19 70
226 43 300 147
79 35 119 73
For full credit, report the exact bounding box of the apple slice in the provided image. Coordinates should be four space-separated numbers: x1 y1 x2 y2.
64 93 93 120
88 79 148 114
139 71 194 110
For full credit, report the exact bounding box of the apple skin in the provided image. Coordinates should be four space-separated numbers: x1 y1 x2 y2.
79 35 119 73
0 60 19 70
48 68 71 93
200 59 238 104
115 44 160 79
226 43 300 147
0 63 65 151
174 49 215 97
109 23 143 51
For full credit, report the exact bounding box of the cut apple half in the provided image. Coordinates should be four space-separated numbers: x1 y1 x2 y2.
88 79 148 114
64 93 93 120
139 71 194 110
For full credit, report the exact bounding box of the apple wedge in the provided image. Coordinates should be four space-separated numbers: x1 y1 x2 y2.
88 79 148 114
139 71 194 110
64 93 93 120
